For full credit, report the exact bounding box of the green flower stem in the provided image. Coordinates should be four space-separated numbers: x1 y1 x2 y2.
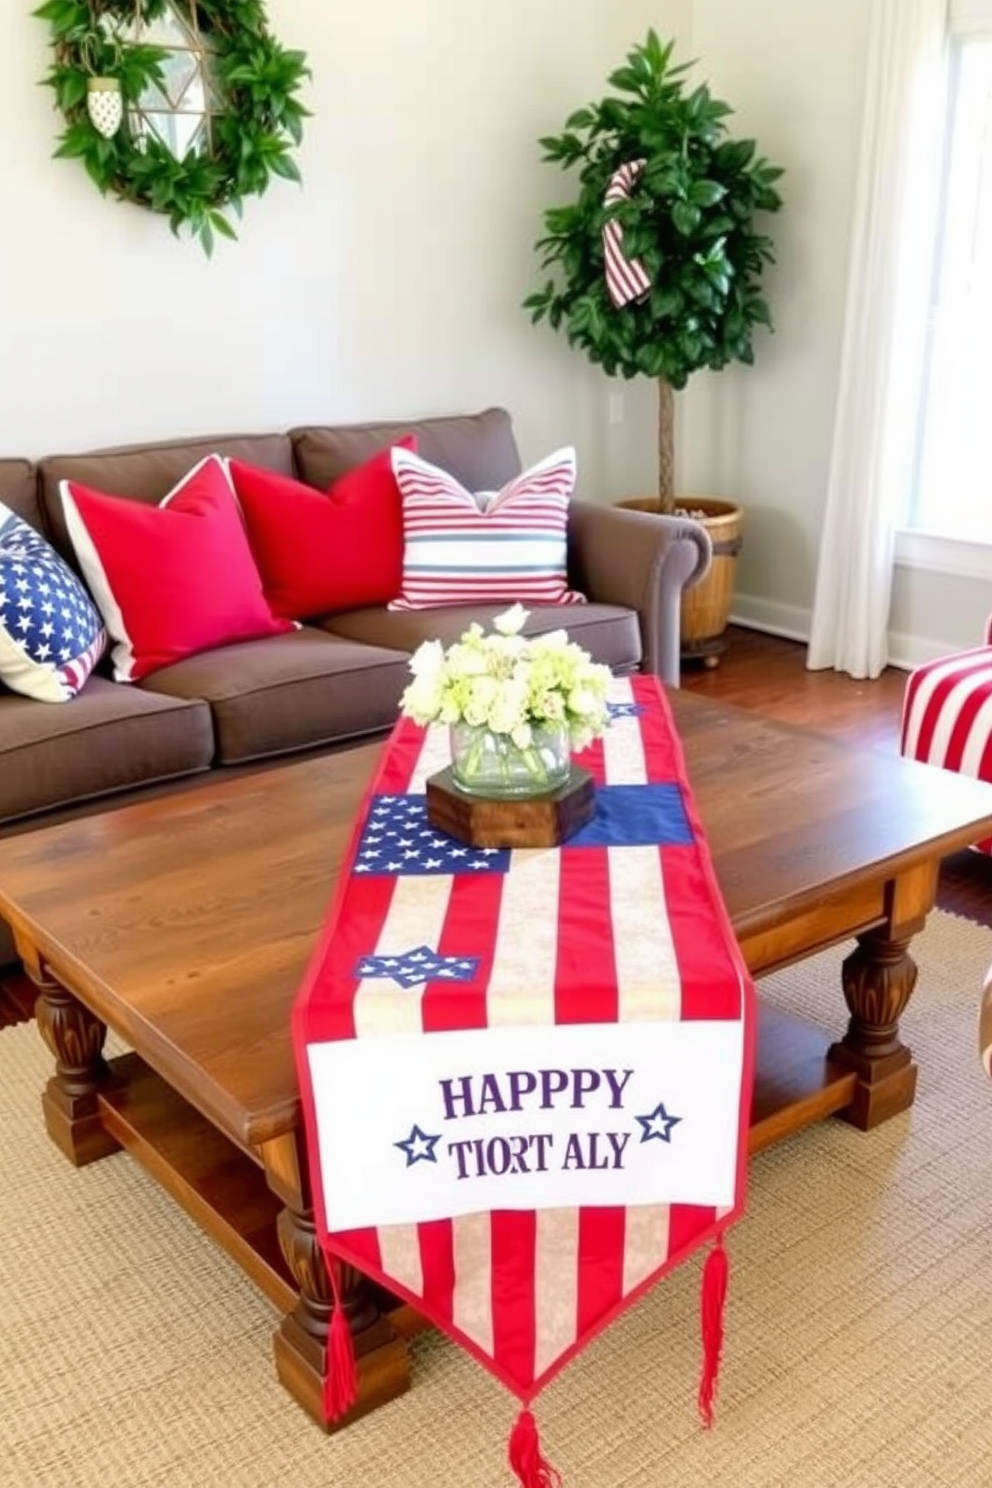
461 734 549 787
521 747 550 787
462 731 488 784
454 725 565 796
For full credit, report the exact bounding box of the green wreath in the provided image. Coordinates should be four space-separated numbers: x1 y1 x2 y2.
34 0 310 254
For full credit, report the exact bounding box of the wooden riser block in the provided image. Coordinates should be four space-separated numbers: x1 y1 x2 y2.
425 764 595 848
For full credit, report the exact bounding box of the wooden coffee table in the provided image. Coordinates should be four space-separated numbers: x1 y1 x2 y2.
3 690 992 1431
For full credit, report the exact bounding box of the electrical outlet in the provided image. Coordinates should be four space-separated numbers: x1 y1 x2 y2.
608 392 625 425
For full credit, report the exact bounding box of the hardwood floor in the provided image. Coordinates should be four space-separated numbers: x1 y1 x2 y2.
680 625 907 753
1 626 989 1032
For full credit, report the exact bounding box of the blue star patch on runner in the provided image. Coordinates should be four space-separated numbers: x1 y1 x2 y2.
607 701 646 720
354 795 511 875
355 946 482 988
569 783 693 848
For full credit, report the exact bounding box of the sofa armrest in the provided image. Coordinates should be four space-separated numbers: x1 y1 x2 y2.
567 500 712 685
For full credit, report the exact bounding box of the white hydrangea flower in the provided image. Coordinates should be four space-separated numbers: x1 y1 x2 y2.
397 607 612 754
492 603 529 636
408 638 445 678
399 671 444 724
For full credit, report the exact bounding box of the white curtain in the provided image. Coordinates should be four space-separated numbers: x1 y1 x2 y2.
952 0 992 33
807 0 948 679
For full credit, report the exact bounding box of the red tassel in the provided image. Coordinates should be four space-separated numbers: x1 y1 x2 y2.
698 1236 729 1428
508 1408 562 1488
323 1263 359 1421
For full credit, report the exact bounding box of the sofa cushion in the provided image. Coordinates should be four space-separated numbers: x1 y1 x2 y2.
0 677 213 824
138 627 411 764
0 502 106 701
62 455 293 682
227 436 415 619
389 445 584 610
38 431 294 566
290 407 523 495
320 602 642 675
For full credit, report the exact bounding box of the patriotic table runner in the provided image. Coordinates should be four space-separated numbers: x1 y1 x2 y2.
293 674 756 1484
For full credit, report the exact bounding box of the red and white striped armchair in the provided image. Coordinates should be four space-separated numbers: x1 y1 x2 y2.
900 616 992 855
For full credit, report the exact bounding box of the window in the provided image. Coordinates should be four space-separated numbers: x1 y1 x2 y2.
910 32 992 542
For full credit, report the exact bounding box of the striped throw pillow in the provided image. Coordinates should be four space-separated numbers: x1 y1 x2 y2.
388 446 585 610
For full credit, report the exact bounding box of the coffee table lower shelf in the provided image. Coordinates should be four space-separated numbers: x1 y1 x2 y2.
95 1053 298 1314
749 1003 858 1154
92 1053 431 1346
85 1000 857 1336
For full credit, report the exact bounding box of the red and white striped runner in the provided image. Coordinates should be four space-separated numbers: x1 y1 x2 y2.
293 675 755 1478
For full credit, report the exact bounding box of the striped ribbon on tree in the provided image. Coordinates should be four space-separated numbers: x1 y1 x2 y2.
602 159 652 308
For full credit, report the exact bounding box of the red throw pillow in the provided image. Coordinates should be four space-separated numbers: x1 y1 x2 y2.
61 454 293 682
227 435 416 619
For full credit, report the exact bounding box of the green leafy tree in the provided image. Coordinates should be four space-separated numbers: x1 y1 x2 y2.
525 31 783 512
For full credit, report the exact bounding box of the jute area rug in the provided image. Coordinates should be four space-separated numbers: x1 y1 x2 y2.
2 909 991 1488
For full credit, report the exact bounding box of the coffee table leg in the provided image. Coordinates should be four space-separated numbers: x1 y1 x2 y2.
28 960 120 1167
263 1134 410 1430
827 925 920 1130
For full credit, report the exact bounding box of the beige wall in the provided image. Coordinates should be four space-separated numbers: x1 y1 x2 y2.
0 0 686 504
680 0 871 641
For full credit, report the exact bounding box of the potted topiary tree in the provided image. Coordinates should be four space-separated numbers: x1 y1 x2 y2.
524 30 783 665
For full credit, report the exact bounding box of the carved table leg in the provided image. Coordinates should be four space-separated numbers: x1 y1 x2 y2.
827 927 920 1130
273 1203 410 1431
32 973 120 1167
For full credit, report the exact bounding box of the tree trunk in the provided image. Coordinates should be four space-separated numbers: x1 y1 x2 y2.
657 376 675 514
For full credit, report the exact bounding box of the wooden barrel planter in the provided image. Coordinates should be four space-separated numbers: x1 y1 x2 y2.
617 496 743 668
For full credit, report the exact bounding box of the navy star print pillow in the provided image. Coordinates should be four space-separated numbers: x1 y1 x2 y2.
0 502 106 702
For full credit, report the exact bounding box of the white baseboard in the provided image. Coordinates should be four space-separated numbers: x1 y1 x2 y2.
729 592 958 675
729 594 810 645
885 631 964 672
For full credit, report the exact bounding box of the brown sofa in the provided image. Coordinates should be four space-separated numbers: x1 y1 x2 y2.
0 406 710 967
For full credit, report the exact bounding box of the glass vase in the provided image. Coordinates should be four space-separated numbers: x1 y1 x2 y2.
449 721 571 798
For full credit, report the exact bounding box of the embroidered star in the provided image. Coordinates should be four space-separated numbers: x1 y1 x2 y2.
635 1101 682 1143
355 946 481 988
394 1124 442 1166
608 701 646 720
